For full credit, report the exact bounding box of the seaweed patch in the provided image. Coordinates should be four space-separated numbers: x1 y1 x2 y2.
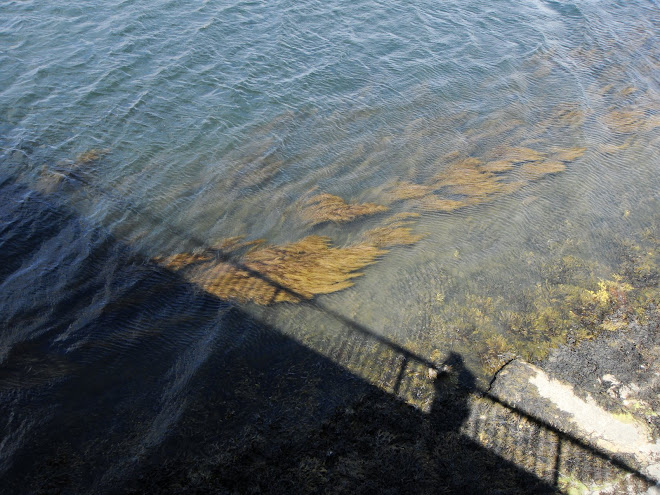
300 193 389 226
156 235 386 304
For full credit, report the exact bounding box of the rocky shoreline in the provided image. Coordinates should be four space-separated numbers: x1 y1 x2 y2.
479 305 660 494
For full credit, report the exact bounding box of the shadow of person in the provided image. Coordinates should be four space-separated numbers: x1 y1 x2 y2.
429 352 475 434
423 352 557 493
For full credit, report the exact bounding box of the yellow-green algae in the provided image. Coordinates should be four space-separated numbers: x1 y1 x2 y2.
423 231 660 378
300 193 389 226
361 212 426 248
154 136 590 312
74 148 111 165
155 235 387 304
154 210 425 305
36 147 112 193
382 142 585 215
152 143 660 387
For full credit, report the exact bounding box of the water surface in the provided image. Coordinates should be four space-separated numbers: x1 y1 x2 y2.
1 0 659 490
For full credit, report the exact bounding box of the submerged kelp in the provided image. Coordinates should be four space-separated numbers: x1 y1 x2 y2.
75 148 111 165
518 160 566 180
385 181 435 201
300 193 389 226
552 147 585 162
417 196 467 213
361 212 425 248
433 158 506 200
485 146 545 163
548 103 587 128
156 236 386 304
154 209 426 305
479 160 515 173
210 236 266 254
35 148 112 193
602 109 646 134
383 143 579 214
597 139 634 155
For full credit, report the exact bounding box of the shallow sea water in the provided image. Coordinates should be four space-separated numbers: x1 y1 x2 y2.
1 0 659 490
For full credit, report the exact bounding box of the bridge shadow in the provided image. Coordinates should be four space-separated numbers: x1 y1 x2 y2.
0 172 654 493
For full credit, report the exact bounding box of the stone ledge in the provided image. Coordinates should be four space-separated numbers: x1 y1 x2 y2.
489 358 660 485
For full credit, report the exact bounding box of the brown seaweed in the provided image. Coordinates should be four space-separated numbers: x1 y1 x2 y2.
361 213 425 247
417 196 467 212
552 147 586 162
434 160 504 200
384 146 564 214
301 193 389 226
157 235 386 304
480 160 516 173
154 210 428 305
385 181 435 201
602 109 645 134
519 160 566 180
550 104 586 127
75 148 110 165
489 147 545 163
597 139 633 155
208 236 265 254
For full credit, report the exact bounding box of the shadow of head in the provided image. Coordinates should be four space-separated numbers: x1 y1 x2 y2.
428 352 476 433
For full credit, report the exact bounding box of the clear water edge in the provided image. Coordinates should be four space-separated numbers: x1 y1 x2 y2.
1 0 659 485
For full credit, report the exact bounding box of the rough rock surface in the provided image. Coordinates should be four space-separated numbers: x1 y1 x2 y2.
485 306 660 493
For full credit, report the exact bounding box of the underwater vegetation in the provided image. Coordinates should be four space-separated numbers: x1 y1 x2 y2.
361 212 425 248
74 148 111 165
154 114 608 315
154 208 427 304
300 193 389 226
253 67 660 385
602 109 646 134
597 139 634 155
552 147 585 162
154 210 426 305
486 146 545 163
385 181 435 201
35 148 112 193
419 232 660 377
547 103 586 128
156 235 387 304
383 142 583 215
519 160 565 180
141 40 659 323
433 157 508 200
416 196 467 213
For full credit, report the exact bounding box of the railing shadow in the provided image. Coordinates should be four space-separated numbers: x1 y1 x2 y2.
0 169 656 493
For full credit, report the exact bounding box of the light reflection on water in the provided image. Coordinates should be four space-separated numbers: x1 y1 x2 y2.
0 0 659 490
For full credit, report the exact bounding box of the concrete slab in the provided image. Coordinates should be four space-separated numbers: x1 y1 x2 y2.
488 358 660 486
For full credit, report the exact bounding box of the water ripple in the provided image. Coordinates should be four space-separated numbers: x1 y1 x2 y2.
1 0 660 488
